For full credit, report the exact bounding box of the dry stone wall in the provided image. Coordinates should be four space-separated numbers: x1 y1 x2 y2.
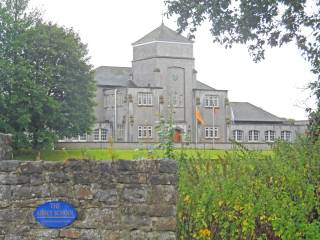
0 134 12 160
0 159 177 240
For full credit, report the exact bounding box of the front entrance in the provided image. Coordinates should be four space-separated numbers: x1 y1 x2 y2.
173 129 182 143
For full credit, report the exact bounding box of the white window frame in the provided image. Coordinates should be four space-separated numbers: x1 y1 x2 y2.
79 133 87 142
138 126 153 139
101 128 108 141
138 92 153 106
248 130 259 142
281 131 291 141
265 130 275 142
233 130 243 142
204 95 219 108
93 129 100 141
204 127 219 139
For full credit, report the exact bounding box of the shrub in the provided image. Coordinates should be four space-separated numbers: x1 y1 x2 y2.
177 139 320 239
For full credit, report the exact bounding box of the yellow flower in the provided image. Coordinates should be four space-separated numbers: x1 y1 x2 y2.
199 228 211 237
183 195 190 203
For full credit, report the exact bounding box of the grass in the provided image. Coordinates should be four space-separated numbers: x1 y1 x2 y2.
13 147 272 161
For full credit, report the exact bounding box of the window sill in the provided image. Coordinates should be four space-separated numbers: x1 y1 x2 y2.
204 106 220 109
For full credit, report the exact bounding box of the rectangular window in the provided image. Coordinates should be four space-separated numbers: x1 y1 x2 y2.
265 130 275 142
138 126 142 138
93 129 100 141
101 129 108 141
233 130 243 142
205 127 219 139
281 131 291 141
249 130 259 142
138 92 153 106
138 126 153 138
204 95 219 108
79 133 87 141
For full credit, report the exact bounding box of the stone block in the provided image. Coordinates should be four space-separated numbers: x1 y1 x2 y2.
122 186 149 203
29 174 43 186
0 161 19 172
31 229 59 238
49 183 73 198
118 173 147 184
19 162 43 174
95 189 118 205
59 229 80 239
73 172 93 185
159 160 177 174
150 185 176 204
74 185 93 200
101 230 120 240
76 208 116 229
120 215 151 229
47 171 69 183
149 174 177 185
158 231 176 240
0 186 11 201
79 229 101 240
149 205 176 217
130 229 147 240
152 217 176 231
0 173 29 185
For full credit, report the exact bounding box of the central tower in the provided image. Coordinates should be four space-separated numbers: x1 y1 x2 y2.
131 23 196 130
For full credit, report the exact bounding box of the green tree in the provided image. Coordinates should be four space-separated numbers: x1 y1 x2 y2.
165 0 320 139
0 0 95 150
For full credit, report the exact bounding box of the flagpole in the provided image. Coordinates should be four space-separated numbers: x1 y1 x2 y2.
212 105 215 149
195 106 198 148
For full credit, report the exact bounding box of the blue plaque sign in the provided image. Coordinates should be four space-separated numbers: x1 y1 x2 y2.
33 201 77 228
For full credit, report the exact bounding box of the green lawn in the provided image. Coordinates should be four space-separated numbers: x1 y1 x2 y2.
13 148 272 161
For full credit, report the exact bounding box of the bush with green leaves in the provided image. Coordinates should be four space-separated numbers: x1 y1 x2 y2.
156 114 175 159
177 138 320 240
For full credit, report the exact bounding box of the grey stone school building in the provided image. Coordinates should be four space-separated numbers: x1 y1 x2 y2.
61 23 307 148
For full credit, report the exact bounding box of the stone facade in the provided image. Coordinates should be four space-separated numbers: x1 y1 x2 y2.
0 134 12 160
0 159 177 240
58 23 308 148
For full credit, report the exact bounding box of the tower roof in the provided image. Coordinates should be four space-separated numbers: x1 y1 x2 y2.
132 23 193 46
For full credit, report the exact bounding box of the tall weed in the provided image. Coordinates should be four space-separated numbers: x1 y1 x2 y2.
177 138 320 240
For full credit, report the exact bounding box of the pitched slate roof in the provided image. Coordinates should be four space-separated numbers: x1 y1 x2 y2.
94 66 134 87
132 23 193 46
230 102 284 122
195 81 216 90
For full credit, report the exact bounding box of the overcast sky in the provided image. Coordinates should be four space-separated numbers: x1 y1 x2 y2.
30 0 317 120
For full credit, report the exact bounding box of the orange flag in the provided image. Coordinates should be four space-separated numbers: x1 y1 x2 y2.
195 107 204 124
